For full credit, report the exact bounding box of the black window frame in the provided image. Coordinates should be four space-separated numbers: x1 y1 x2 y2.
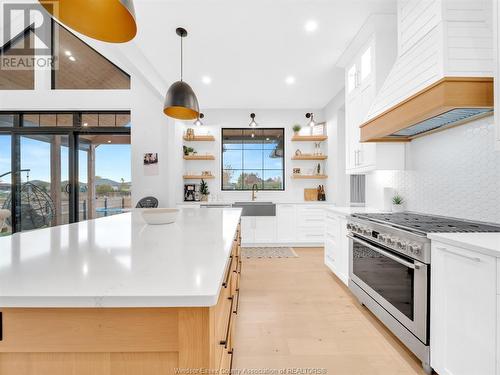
0 110 131 233
221 127 285 191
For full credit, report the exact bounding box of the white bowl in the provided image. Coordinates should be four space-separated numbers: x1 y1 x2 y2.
141 208 179 225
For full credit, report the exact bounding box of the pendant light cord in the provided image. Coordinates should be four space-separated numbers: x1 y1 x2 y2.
180 33 183 81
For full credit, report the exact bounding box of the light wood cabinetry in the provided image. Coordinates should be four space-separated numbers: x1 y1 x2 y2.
431 242 497 375
324 211 349 285
343 18 405 174
0 223 242 375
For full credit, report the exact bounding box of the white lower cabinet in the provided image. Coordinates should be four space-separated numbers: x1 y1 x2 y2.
276 204 296 242
240 216 276 245
254 217 276 243
324 212 349 285
240 204 328 246
431 242 497 375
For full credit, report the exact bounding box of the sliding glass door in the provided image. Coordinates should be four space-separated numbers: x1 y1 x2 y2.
0 112 131 234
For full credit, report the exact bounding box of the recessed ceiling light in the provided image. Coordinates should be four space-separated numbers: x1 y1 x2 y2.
202 75 212 85
304 20 318 33
285 76 296 85
68 56 76 62
64 50 72 56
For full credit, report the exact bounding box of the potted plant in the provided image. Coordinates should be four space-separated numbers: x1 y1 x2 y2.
200 179 210 201
292 124 301 135
183 146 195 156
392 194 405 213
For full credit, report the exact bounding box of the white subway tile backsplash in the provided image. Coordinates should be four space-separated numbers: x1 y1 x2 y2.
366 116 500 224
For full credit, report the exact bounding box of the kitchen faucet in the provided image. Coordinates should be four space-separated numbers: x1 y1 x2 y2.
251 183 258 201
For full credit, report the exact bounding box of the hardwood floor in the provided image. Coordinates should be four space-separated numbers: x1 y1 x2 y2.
233 247 428 375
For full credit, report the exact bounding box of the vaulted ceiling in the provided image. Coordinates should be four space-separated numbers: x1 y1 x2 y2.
131 0 396 109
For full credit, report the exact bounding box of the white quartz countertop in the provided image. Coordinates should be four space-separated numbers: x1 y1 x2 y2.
178 201 334 205
326 206 384 217
0 208 242 308
428 233 500 258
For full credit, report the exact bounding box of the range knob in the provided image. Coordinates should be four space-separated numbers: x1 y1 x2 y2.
378 234 386 242
363 228 372 235
386 236 395 245
346 223 353 231
409 243 423 255
396 240 407 250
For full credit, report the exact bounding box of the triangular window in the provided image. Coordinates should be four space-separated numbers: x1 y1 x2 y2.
0 27 35 90
53 22 130 89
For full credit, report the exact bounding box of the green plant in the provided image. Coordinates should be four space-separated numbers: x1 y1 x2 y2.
183 146 195 156
200 179 209 196
292 124 301 133
392 194 404 205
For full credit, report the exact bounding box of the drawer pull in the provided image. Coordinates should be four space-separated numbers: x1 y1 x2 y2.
304 218 323 222
436 247 481 262
229 348 234 371
222 256 233 288
219 296 234 348
233 291 240 314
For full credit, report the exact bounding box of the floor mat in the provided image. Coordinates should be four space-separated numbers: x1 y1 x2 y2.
241 247 298 259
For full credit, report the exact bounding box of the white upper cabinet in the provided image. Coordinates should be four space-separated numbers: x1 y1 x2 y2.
340 16 405 174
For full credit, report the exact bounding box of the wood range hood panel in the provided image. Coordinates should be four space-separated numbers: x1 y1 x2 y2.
360 77 494 142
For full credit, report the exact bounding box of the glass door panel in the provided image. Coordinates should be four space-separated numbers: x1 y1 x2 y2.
0 135 12 236
78 134 131 219
19 135 69 231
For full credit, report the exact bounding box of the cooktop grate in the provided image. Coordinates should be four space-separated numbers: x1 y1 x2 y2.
352 212 500 234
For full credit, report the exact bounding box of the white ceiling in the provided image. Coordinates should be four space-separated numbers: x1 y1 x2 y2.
132 0 396 110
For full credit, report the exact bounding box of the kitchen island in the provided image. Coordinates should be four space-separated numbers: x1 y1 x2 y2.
0 208 242 374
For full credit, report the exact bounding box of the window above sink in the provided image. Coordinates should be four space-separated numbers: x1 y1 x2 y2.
221 128 284 191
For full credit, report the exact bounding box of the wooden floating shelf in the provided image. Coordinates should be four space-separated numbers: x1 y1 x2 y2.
183 155 215 160
291 155 328 160
291 135 328 142
183 175 215 180
291 174 328 179
183 135 215 142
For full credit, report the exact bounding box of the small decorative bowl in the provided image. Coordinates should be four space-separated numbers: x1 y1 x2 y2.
141 208 179 225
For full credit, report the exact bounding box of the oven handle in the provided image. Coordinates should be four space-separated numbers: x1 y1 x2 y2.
347 234 419 270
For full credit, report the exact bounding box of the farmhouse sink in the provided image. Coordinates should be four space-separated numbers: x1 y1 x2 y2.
232 202 276 216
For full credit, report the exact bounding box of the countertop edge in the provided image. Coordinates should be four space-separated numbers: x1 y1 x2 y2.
428 233 500 258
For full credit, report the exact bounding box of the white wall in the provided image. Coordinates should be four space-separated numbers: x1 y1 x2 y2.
365 115 500 224
323 90 348 207
169 108 332 204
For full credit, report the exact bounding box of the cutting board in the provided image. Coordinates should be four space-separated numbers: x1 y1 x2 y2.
304 188 318 201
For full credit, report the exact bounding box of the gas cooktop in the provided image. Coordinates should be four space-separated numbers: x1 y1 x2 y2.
351 212 500 235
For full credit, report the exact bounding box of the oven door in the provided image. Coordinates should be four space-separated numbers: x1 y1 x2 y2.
348 234 428 344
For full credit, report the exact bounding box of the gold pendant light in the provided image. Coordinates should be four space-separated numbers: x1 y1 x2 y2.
163 28 200 120
39 0 137 43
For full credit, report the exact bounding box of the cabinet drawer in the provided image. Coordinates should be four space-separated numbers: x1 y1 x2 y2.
213 284 233 368
297 216 324 227
297 227 324 242
296 206 325 217
219 346 234 372
324 238 338 259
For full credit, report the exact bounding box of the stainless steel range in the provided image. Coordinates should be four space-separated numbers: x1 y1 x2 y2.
346 212 500 374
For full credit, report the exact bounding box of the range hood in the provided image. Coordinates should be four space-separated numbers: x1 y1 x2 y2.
360 0 494 142
361 77 493 142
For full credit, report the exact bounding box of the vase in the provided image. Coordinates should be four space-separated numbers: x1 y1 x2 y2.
201 195 208 202
392 204 405 213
